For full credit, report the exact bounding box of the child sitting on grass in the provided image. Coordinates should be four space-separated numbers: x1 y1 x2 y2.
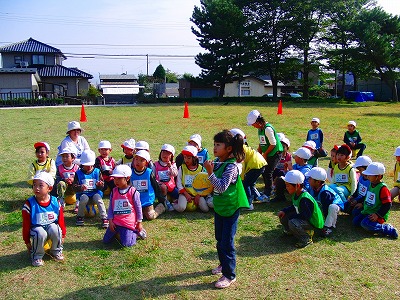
352 162 398 239
95 140 116 193
390 146 400 202
22 172 66 267
327 145 339 182
344 121 366 158
27 142 56 185
116 138 136 166
277 170 324 248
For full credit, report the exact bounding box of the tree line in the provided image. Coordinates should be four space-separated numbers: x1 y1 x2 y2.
191 0 400 100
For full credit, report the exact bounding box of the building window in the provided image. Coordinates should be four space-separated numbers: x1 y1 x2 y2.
14 56 22 64
241 88 250 96
32 55 45 65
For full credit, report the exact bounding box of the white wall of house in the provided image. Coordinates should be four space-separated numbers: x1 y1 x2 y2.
224 78 282 97
101 86 140 95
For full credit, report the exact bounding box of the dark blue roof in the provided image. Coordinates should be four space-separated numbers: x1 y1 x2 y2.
38 65 92 79
0 38 66 58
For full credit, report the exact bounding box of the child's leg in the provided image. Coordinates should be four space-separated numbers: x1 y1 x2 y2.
360 218 398 238
324 204 340 228
288 218 314 244
77 194 90 217
214 210 239 280
198 196 209 212
352 211 367 226
143 204 165 220
355 143 366 157
92 193 107 219
243 168 263 204
329 184 349 203
30 226 47 260
47 223 63 256
390 187 400 201
173 194 188 212
103 227 117 244
117 226 137 247
206 195 214 208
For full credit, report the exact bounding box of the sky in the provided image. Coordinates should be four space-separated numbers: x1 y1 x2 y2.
0 0 398 84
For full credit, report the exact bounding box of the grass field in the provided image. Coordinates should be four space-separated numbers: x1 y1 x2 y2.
0 101 399 300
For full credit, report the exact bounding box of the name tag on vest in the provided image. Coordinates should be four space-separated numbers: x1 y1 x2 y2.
365 191 376 206
36 211 56 226
358 184 368 196
132 180 148 192
184 175 194 187
335 174 348 183
259 136 267 145
113 199 132 215
83 179 97 190
158 170 170 182
310 133 318 140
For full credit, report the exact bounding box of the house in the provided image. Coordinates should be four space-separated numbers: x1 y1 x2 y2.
0 38 92 97
178 79 219 98
99 74 143 104
224 75 284 97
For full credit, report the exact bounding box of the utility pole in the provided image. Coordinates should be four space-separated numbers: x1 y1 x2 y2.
146 54 149 76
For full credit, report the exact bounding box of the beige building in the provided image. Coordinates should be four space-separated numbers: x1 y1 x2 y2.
224 75 284 97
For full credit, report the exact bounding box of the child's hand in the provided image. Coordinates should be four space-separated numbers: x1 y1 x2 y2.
354 203 363 210
277 211 285 219
109 219 116 232
184 191 192 202
368 213 378 222
96 180 104 187
81 184 88 191
194 194 200 206
65 178 73 185
204 160 214 175
136 222 143 232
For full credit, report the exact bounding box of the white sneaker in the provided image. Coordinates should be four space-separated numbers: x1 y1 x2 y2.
32 258 44 267
215 276 236 289
245 204 254 211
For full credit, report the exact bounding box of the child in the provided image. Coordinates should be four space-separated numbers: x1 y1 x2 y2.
277 170 324 248
345 156 372 214
55 146 79 210
306 167 344 237
303 140 318 167
329 144 357 203
390 146 400 201
116 138 136 166
306 117 327 158
175 145 212 212
270 136 292 202
327 145 339 182
130 150 166 220
204 130 249 289
152 144 178 211
175 134 210 168
95 140 116 193
352 162 398 239
27 142 56 185
230 128 267 210
103 165 145 247
73 150 108 228
344 120 366 158
135 140 155 169
22 172 66 267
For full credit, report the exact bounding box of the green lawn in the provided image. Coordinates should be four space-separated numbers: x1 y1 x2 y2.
0 101 399 300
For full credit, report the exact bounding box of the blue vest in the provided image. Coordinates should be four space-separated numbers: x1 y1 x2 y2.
355 175 370 201
293 164 312 192
130 168 155 208
28 195 59 227
76 168 103 198
197 148 209 165
317 184 344 209
307 128 323 149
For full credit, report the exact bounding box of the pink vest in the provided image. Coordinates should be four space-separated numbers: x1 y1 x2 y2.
110 186 137 230
97 156 116 182
154 161 176 192
58 164 79 180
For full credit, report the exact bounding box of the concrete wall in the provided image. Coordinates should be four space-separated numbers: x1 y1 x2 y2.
0 73 33 89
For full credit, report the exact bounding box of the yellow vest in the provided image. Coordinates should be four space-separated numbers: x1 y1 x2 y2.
241 145 267 179
181 164 203 196
333 163 353 192
394 162 400 188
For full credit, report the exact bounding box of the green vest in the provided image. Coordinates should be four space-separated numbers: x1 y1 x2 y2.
292 190 324 229
213 158 249 217
362 182 390 221
258 123 283 156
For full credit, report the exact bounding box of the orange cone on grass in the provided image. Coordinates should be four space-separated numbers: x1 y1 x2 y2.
277 100 283 115
80 103 87 122
183 102 190 118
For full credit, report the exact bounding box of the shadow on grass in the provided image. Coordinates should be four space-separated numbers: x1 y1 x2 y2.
55 270 212 299
0 250 35 272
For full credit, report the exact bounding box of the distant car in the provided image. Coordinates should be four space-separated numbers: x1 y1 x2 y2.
282 93 302 98
262 94 274 97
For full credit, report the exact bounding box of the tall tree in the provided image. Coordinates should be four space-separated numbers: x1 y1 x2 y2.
191 0 248 98
153 64 166 82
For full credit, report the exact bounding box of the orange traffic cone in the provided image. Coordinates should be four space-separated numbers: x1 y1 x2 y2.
277 100 282 115
80 103 87 122
183 102 189 118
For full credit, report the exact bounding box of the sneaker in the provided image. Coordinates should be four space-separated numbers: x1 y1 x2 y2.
76 216 84 226
32 258 44 267
295 239 313 248
138 228 147 240
211 265 222 275
256 194 270 203
388 227 398 239
102 219 109 229
245 204 254 211
53 253 65 262
215 276 236 289
165 200 174 212
322 227 333 237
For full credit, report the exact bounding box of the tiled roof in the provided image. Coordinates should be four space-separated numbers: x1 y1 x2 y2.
0 38 66 59
38 65 92 79
100 74 137 80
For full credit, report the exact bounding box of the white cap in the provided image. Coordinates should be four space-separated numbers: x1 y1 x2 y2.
181 145 198 157
112 164 132 178
303 140 316 150
59 146 77 156
98 140 112 149
189 134 202 142
348 120 357 127
121 138 136 150
34 142 50 151
66 121 82 134
230 128 246 142
161 144 175 156
280 137 290 148
33 171 54 187
277 132 285 140
362 162 385 176
305 167 327 181
353 156 373 168
294 147 312 160
188 136 202 148
311 117 320 123
135 141 149 151
394 146 400 156
284 170 305 184
135 149 150 162
80 150 96 166
247 110 261 125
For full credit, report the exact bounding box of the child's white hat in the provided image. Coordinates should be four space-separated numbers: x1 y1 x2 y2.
33 171 54 187
80 150 96 166
59 146 77 156
294 147 312 160
305 167 327 181
112 165 132 178
280 137 290 148
247 110 261 125
121 138 135 150
189 134 202 142
161 144 175 156
34 141 50 151
98 140 112 149
135 150 150 162
66 121 83 134
303 140 316 150
311 117 320 123
188 136 202 148
394 146 400 156
277 132 285 140
230 128 246 142
135 141 149 151
353 156 372 168
362 162 385 176
284 170 305 184
348 120 357 127
181 145 198 157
